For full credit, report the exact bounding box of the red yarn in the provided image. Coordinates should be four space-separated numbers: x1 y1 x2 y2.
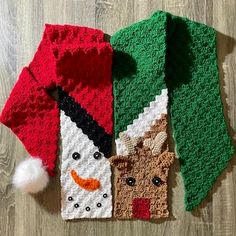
0 25 113 175
132 198 150 220
29 24 113 134
0 68 59 176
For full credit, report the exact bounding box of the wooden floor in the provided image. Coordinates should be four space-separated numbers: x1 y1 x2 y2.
0 1 236 236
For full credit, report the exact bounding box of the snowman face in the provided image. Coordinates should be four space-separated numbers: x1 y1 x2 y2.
60 111 112 219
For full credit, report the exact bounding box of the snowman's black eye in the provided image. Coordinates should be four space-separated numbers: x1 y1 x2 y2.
126 177 136 186
72 152 80 160
68 196 73 201
85 206 90 211
152 176 163 186
93 152 102 160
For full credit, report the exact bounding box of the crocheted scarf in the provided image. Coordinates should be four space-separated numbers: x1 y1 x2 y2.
111 11 234 216
0 25 114 219
0 11 234 220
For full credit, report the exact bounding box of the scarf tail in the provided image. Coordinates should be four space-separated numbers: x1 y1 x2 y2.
166 14 234 210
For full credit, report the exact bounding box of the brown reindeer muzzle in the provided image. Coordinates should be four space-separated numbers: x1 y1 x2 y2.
132 198 150 220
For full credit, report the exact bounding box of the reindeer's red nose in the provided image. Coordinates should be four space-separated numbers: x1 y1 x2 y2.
132 198 150 220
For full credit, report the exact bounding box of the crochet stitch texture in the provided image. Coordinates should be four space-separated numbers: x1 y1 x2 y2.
0 10 234 220
111 11 234 211
111 12 172 219
0 24 114 219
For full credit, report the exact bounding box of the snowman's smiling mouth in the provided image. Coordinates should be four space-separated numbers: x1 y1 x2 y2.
70 169 100 191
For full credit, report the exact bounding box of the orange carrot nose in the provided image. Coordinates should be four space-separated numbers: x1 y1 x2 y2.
70 170 100 191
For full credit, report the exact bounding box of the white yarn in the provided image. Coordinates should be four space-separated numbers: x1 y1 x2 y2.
60 111 112 219
12 158 49 193
116 88 168 155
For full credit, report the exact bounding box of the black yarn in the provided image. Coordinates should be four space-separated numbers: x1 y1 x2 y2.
58 87 112 158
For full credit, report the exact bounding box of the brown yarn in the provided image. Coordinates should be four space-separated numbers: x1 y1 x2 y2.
110 114 175 219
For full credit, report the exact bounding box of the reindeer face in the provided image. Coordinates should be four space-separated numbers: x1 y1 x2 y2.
110 132 174 220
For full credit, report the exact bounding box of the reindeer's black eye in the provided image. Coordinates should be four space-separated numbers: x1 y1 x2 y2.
93 152 102 160
72 152 80 160
152 176 163 186
126 177 136 186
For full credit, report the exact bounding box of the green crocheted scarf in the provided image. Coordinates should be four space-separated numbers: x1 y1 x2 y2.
111 11 234 211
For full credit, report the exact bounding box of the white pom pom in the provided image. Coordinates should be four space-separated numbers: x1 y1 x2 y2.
12 158 49 193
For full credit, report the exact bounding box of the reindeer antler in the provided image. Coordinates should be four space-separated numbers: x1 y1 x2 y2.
119 132 138 155
143 131 167 155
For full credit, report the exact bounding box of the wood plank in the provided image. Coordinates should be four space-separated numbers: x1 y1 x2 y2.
0 0 235 235
212 1 236 235
0 1 17 236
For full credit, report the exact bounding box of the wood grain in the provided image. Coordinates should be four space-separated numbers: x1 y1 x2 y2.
0 1 235 236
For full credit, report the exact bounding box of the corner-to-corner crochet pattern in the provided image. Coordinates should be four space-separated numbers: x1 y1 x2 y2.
111 10 234 216
110 11 174 220
0 24 113 219
0 10 234 221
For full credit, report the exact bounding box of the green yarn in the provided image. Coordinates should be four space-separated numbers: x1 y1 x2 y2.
165 14 234 210
111 11 234 210
111 12 168 139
